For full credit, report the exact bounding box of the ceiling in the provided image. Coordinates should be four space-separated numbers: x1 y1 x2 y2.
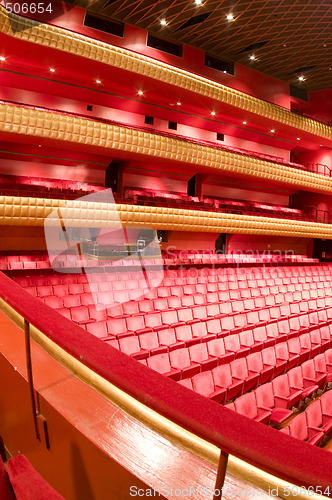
80 0 332 91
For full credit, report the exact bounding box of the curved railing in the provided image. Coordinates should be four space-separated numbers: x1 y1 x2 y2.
0 271 331 498
0 98 305 173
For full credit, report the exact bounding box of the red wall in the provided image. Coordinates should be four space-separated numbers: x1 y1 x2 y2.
227 234 312 256
34 6 292 109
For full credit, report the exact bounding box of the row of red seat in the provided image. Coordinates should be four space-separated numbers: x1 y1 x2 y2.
1 253 317 271
281 390 332 445
181 347 332 411
124 187 315 222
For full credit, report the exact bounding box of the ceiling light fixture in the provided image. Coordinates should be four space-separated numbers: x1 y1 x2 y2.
96 80 101 84
138 90 143 95
298 76 305 81
176 101 181 105
211 111 216 116
49 68 55 72
250 55 255 60
160 19 167 26
195 0 202 4
0 56 6 62
270 129 275 133
297 137 300 140
226 13 234 21
243 121 247 125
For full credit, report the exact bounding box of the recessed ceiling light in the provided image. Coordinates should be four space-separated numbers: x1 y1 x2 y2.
176 101 181 105
211 111 216 116
49 68 55 72
96 80 101 84
138 90 143 95
250 55 255 60
226 13 234 21
0 56 6 62
223 70 227 73
160 19 167 26
298 76 305 81
195 0 202 4
243 121 247 124
270 129 275 133
297 137 300 140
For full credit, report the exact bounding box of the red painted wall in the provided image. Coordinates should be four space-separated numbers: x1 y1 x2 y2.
227 234 312 256
37 6 291 109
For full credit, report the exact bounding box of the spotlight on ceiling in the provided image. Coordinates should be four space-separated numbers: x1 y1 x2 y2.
176 102 181 105
195 0 202 4
211 111 216 116
250 55 256 60
270 129 275 133
243 121 247 125
138 90 143 95
297 137 300 141
298 76 305 81
49 68 55 72
96 80 101 84
160 19 167 26
0 56 6 62
226 13 234 21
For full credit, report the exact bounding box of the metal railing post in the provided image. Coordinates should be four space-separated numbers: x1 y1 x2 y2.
213 451 229 499
24 319 40 441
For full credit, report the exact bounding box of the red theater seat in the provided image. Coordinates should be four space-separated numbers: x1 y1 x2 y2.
272 375 302 409
147 353 180 380
234 392 270 424
230 358 259 392
280 412 324 446
287 366 318 400
212 364 244 401
7 454 64 499
191 371 226 403
255 383 293 425
189 343 218 371
301 359 326 390
169 348 200 378
246 351 274 385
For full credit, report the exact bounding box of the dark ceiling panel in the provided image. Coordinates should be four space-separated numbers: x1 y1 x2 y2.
79 0 332 91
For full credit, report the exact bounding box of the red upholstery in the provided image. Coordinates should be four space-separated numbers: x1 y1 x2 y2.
7 455 64 499
0 457 14 500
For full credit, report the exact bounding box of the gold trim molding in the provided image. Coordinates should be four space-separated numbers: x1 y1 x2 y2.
0 102 331 193
0 6 331 141
1 195 332 239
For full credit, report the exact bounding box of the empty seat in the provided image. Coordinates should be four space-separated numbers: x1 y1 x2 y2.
234 392 270 424
280 412 324 446
301 359 326 390
255 383 293 426
212 364 243 401
189 343 218 371
272 374 302 409
119 336 148 359
230 358 259 392
147 353 180 380
70 306 93 325
306 399 332 436
169 348 200 378
287 366 318 400
246 351 274 385
191 371 226 403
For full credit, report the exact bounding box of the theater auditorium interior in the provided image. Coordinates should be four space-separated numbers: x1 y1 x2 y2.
0 0 331 498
